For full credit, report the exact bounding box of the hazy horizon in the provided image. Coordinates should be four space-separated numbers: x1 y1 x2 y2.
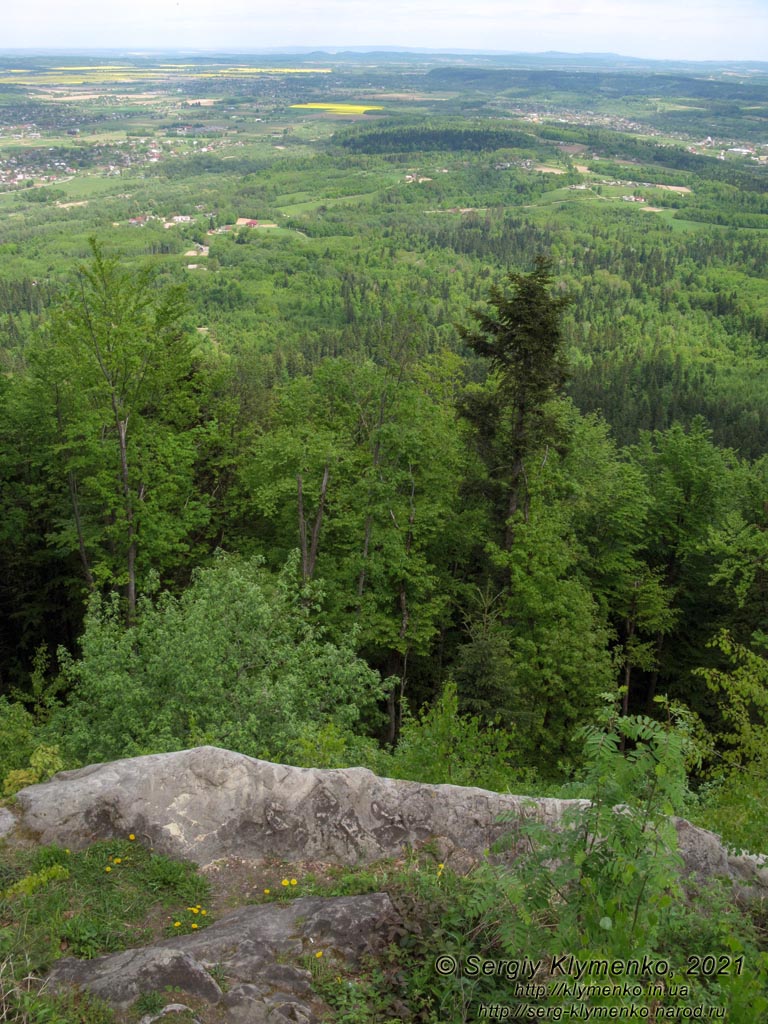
4 1 768 63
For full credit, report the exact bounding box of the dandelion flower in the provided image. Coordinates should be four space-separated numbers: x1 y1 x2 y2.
281 879 290 887
315 951 323 958
191 923 198 930
290 878 297 886
105 866 111 873
174 922 181 928
264 888 271 895
128 834 135 841
114 858 122 864
201 910 207 916
187 907 199 914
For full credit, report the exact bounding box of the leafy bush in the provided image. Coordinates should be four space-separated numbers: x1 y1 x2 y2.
0 697 37 783
49 553 384 766
397 701 768 1021
3 745 63 797
692 760 768 854
383 681 532 792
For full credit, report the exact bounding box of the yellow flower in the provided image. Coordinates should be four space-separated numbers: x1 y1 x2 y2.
191 923 198 930
315 951 323 958
128 834 135 841
281 879 289 887
174 922 181 928
114 858 122 864
65 849 70 855
187 907 199 914
264 888 270 895
105 866 111 873
290 878 297 886
200 909 207 916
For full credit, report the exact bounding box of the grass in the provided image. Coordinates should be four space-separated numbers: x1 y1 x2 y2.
0 838 211 975
0 835 215 1022
0 835 446 1024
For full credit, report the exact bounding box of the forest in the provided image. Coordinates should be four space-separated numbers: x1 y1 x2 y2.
1 50 768 1021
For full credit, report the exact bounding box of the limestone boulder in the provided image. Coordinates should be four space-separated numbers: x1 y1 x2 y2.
12 746 766 893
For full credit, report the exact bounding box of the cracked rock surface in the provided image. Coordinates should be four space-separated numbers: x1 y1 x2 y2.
13 746 767 888
45 893 396 1022
7 747 765 1020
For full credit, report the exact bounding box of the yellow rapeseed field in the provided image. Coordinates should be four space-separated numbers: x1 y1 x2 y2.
0 65 331 86
291 103 383 114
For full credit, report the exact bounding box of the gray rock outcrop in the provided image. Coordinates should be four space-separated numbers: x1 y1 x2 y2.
45 893 396 1022
5 746 766 1020
12 746 767 889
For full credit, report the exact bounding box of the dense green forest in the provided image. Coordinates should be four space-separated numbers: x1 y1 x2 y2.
1 51 768 1021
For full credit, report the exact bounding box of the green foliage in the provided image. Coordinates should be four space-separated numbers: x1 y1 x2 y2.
0 970 116 1024
19 239 211 620
384 680 529 792
291 720 385 771
49 552 384 765
460 255 570 421
0 697 37 782
481 699 692 971
0 837 210 981
395 703 768 1021
3 744 63 797
132 991 167 1016
693 763 768 853
2 863 69 900
691 631 768 851
697 629 768 767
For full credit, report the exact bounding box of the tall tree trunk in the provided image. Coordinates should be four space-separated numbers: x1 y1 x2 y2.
505 451 525 551
504 404 528 551
384 648 403 748
645 633 664 712
68 471 95 593
619 610 637 753
114 411 136 624
358 391 388 599
297 464 330 584
55 388 95 592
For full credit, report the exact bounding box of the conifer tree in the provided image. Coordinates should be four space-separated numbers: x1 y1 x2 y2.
459 255 570 549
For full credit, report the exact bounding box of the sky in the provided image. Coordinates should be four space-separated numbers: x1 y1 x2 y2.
4 0 768 61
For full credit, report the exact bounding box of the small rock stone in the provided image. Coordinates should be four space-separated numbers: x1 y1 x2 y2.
0 806 17 839
45 947 222 1011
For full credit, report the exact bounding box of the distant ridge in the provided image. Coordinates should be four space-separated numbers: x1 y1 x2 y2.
0 48 767 76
